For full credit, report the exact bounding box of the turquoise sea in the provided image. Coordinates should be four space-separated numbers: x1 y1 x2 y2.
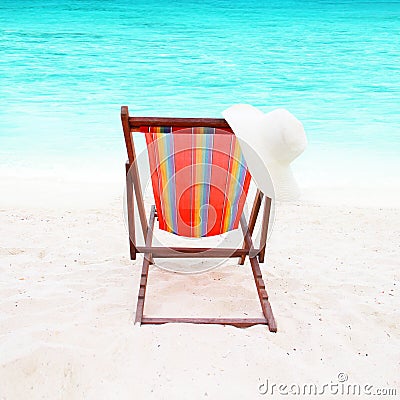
1 0 399 184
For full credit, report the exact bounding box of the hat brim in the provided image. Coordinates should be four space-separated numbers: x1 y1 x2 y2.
222 104 274 198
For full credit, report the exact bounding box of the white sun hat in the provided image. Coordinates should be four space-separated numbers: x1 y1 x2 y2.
222 104 307 201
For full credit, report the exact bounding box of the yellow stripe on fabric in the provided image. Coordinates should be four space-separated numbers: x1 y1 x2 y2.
193 132 206 237
222 139 242 232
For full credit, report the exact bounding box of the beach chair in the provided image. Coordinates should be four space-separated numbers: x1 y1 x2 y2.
121 106 277 332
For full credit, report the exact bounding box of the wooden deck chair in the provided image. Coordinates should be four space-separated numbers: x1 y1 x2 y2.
121 106 277 332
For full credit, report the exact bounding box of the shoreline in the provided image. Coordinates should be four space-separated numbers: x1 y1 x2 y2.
1 139 400 209
1 172 399 210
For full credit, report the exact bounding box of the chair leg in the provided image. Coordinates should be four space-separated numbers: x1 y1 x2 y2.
240 213 277 332
249 255 277 332
239 190 263 265
126 162 136 260
135 255 151 324
258 196 272 263
135 206 156 325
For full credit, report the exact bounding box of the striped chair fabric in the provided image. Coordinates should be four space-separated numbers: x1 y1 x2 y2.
141 126 251 237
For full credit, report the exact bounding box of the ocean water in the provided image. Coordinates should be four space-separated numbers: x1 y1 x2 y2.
0 0 399 182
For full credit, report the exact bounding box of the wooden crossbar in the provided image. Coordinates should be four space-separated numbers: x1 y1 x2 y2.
141 318 268 328
135 247 258 258
129 116 231 129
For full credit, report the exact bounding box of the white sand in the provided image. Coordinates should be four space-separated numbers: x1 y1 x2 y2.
0 173 399 399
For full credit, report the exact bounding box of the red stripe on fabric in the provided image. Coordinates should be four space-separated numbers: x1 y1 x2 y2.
206 134 232 236
145 130 166 231
173 130 193 237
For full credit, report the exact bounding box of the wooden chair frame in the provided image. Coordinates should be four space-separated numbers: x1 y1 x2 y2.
121 106 277 332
